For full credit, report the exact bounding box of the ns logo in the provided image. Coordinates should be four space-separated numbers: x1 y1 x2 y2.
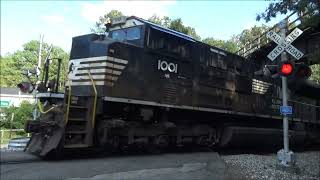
157 60 178 73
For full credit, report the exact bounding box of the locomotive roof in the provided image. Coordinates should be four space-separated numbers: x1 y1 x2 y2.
127 16 196 42
111 16 232 55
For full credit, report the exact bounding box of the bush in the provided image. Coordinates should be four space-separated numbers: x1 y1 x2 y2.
1 100 34 129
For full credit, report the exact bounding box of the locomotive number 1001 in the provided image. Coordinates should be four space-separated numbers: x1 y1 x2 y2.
158 60 178 73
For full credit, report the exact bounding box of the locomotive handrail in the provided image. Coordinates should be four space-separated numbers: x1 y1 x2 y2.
37 101 56 114
288 100 320 108
237 11 312 58
272 97 320 108
65 79 72 124
87 71 97 129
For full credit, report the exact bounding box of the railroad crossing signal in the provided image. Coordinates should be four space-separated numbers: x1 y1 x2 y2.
268 20 298 167
267 28 304 61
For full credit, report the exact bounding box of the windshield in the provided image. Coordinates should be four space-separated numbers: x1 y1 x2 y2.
109 26 141 42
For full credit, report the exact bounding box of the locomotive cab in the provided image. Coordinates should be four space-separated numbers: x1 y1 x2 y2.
106 17 145 47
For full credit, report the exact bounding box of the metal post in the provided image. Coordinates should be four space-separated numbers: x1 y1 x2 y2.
280 25 289 154
37 35 43 75
277 19 295 167
55 58 62 92
9 113 14 139
1 130 3 145
281 73 289 153
33 35 43 121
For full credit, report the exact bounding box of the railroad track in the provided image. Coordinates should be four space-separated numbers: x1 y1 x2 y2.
2 143 319 165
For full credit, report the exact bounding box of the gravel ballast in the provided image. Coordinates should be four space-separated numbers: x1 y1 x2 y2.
222 151 320 180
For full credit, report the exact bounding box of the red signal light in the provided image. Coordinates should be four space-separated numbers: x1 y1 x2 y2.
278 61 294 77
281 63 293 75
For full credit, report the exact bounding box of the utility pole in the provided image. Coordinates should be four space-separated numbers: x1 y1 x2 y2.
37 34 43 76
9 113 14 139
277 19 295 167
33 34 43 120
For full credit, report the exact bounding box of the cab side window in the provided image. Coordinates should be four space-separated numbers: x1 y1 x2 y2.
206 48 227 70
127 27 141 40
109 26 143 46
147 28 191 59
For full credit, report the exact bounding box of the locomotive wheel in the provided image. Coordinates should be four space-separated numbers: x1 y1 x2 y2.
96 125 108 148
44 138 64 160
147 135 169 154
155 135 169 148
96 124 121 153
109 135 120 152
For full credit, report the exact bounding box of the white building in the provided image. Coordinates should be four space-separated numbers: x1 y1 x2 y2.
0 87 34 108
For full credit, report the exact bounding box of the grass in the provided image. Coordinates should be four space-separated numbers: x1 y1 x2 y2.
0 129 30 146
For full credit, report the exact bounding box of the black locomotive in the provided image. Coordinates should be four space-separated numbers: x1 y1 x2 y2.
24 16 320 157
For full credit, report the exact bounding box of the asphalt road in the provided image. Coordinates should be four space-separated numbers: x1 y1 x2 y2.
0 151 242 180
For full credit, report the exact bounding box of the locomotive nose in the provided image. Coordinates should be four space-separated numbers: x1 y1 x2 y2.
70 34 113 59
68 34 129 87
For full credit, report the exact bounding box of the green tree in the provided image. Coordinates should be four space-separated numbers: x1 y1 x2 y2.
310 64 320 84
256 0 320 29
91 10 124 33
168 18 201 40
0 40 69 88
148 15 171 28
148 15 201 40
256 0 320 22
235 25 269 47
202 38 239 53
0 56 22 87
1 101 33 129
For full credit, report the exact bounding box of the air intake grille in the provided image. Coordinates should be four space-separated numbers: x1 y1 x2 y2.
162 84 177 104
252 79 272 94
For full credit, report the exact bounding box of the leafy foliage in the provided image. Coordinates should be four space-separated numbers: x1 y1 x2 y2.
148 15 201 40
234 25 270 47
168 18 201 40
148 15 171 28
202 38 239 53
257 0 320 22
0 56 23 87
310 64 320 84
91 10 124 34
0 101 34 129
0 40 69 89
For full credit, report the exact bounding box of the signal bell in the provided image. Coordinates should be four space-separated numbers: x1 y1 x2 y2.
17 82 33 93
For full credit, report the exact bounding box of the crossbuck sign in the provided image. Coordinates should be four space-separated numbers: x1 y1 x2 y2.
267 28 304 61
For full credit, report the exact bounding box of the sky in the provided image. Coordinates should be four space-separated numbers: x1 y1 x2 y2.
1 0 290 55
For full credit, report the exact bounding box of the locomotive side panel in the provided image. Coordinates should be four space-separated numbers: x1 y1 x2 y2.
192 43 257 113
